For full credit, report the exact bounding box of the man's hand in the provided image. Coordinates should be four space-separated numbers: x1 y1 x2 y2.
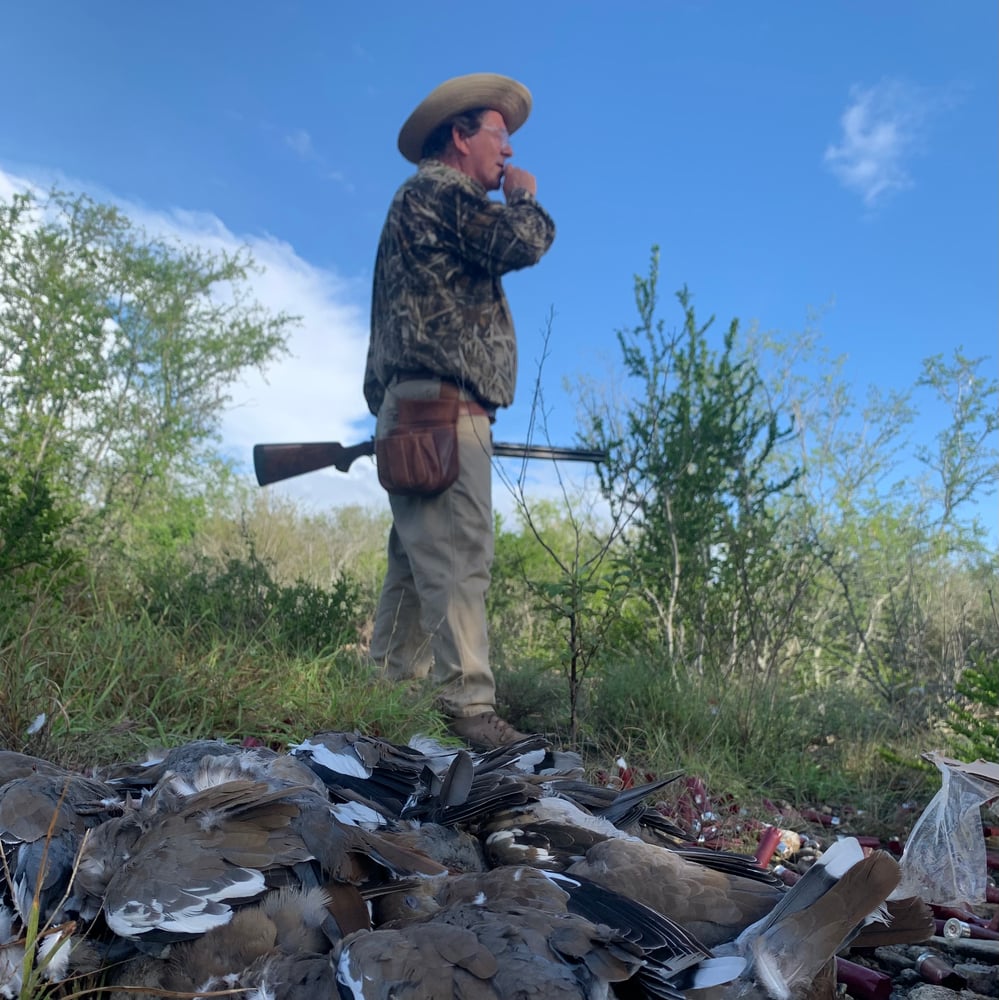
502 165 537 200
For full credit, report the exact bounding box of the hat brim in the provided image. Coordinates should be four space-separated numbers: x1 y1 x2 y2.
397 73 532 164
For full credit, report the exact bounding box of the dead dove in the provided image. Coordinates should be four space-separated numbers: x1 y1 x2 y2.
335 865 644 1000
709 838 904 1000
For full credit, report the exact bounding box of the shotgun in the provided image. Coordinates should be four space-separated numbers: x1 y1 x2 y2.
253 439 607 487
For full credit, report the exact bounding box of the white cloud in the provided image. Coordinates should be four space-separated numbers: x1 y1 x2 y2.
824 79 928 207
284 128 315 159
0 167 35 204
277 125 355 193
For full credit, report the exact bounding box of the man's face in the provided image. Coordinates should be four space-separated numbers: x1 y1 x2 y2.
457 109 513 191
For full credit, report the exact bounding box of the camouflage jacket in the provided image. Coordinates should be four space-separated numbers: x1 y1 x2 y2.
364 159 556 415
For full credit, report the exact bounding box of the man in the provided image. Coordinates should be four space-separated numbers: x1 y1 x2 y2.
364 73 556 749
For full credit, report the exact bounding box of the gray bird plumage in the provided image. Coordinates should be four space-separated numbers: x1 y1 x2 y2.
0 734 932 1000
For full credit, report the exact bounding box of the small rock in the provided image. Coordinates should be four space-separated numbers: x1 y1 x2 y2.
906 986 962 1000
952 961 998 997
894 968 922 987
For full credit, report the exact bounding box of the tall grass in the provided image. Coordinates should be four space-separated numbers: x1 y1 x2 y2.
0 492 961 837
570 652 936 839
0 579 445 771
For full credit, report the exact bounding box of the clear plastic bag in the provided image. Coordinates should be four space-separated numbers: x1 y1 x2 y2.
892 752 999 906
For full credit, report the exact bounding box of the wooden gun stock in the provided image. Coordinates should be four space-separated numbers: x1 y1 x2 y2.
253 440 375 486
253 440 606 487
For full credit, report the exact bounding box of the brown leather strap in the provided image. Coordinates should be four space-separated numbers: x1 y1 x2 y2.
436 380 489 417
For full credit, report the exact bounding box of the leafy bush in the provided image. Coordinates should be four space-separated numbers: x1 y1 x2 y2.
141 539 363 657
0 468 78 606
949 652 999 759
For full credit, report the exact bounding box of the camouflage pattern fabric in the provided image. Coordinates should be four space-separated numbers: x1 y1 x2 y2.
365 159 556 415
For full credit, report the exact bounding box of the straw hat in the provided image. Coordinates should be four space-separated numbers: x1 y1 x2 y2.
397 73 532 163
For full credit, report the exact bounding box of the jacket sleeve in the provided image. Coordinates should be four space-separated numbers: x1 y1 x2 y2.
406 182 556 277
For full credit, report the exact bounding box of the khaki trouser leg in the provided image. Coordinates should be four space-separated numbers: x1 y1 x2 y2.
369 380 496 718
369 522 433 681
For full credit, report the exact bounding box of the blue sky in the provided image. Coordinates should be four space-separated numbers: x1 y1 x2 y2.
1 2 995 537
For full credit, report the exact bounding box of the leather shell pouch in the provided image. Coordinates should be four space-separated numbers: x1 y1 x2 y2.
376 397 460 496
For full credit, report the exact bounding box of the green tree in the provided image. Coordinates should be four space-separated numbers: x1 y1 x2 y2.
0 189 295 558
584 248 804 682
915 349 998 543
745 323 997 716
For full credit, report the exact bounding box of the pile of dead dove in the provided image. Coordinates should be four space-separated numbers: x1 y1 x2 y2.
0 733 994 1000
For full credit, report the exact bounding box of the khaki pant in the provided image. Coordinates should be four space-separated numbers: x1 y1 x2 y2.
369 378 496 718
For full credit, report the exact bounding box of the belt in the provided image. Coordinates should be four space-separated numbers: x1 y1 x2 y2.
393 368 445 383
391 370 493 420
